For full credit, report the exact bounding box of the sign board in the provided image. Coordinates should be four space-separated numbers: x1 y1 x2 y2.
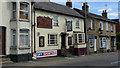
39 36 44 47
37 16 52 28
36 50 57 58
66 21 72 31
89 36 94 39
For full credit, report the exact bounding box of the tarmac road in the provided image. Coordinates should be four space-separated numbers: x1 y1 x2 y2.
2 51 120 68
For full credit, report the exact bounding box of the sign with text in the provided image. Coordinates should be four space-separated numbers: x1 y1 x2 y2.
36 50 57 58
37 16 52 28
66 21 72 31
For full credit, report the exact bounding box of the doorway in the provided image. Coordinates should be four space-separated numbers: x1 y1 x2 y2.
61 33 66 56
0 27 6 55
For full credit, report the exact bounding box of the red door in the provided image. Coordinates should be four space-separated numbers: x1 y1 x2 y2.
0 27 6 55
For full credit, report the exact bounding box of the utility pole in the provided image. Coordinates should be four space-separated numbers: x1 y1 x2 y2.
84 1 88 55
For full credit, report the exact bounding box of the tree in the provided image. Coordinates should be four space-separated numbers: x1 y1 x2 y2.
116 33 120 50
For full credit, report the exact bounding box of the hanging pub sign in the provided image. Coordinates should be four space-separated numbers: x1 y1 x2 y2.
37 16 52 28
66 21 72 31
39 36 44 47
68 37 72 45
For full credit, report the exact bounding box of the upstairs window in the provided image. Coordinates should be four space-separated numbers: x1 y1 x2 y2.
75 18 79 28
111 24 113 31
20 2 29 20
100 21 103 30
90 19 94 29
12 2 16 19
106 22 108 31
53 15 58 26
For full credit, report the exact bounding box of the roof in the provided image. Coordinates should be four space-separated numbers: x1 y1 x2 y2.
34 2 84 18
74 8 116 23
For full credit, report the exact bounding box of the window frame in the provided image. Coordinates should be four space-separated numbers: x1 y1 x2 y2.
19 30 29 47
100 21 103 30
11 29 16 46
74 33 85 44
53 15 58 26
75 18 79 28
90 19 94 30
48 34 58 46
12 2 16 19
19 2 29 20
106 22 109 31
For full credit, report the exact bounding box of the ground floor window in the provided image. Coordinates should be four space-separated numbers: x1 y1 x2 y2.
11 30 16 46
20 30 29 47
74 33 85 44
111 37 116 47
48 34 57 45
99 37 106 48
89 39 94 48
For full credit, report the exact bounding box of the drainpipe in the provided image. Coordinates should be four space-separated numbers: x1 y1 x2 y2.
34 6 36 53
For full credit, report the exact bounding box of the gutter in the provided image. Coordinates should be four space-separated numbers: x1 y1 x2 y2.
34 6 36 53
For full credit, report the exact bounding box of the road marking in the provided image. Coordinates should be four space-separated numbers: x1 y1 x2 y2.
111 61 120 64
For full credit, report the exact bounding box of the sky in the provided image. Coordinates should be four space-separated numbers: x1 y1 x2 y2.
51 0 119 19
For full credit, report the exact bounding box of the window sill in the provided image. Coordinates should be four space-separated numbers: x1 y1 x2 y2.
74 43 86 45
10 19 17 21
10 46 17 50
48 44 58 46
19 46 30 50
111 31 113 32
75 27 80 29
19 19 30 22
53 25 59 27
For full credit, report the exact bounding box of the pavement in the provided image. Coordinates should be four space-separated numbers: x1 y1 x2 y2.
1 51 120 68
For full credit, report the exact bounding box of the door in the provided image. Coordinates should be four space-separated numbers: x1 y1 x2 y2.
61 33 66 56
94 39 97 52
0 27 6 55
106 38 110 50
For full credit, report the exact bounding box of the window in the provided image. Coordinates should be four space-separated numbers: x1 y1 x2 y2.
20 2 29 19
111 24 113 31
89 39 94 47
90 19 94 29
20 30 29 47
100 21 103 30
106 22 108 31
12 2 16 19
75 18 79 28
74 33 85 44
48 34 57 45
100 37 106 48
11 30 16 46
53 15 58 26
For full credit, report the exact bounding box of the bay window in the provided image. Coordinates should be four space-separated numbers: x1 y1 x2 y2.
48 34 57 45
12 2 16 19
11 30 16 46
20 30 29 47
74 33 85 44
20 2 29 19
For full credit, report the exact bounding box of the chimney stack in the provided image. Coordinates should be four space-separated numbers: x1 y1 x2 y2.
66 0 72 8
82 2 89 12
102 10 107 18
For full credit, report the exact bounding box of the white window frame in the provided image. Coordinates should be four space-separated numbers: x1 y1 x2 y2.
90 19 94 29
48 34 57 45
74 33 85 44
100 21 103 30
106 22 108 31
89 39 94 48
11 30 16 46
53 15 58 26
19 2 29 20
20 30 29 47
100 37 106 48
111 24 113 31
12 2 16 19
75 18 79 28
